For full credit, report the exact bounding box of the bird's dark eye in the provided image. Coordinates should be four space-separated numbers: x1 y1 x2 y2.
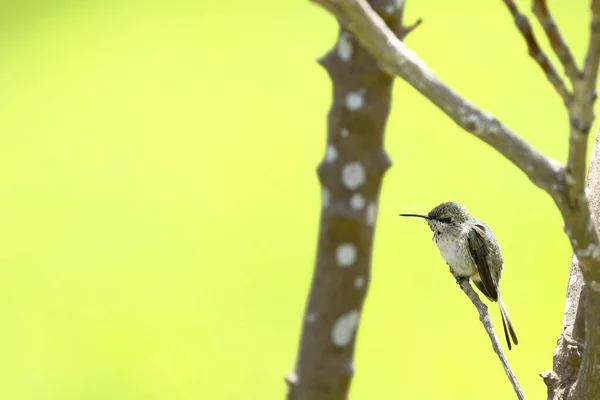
440 217 452 223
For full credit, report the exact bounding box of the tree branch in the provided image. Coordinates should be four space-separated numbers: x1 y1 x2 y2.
531 0 580 84
501 0 572 105
457 279 526 400
311 0 563 194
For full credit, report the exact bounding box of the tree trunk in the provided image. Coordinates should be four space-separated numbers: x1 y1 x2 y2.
285 1 419 399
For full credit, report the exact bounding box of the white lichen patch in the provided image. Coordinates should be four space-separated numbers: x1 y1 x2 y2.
285 371 298 385
337 32 353 62
385 5 395 13
564 298 572 318
350 193 365 210
340 128 349 138
482 314 492 327
325 145 338 163
565 173 575 185
306 312 317 323
322 187 330 208
345 89 365 111
336 243 357 267
562 297 572 328
366 202 378 226
354 275 365 289
591 280 600 293
569 274 578 286
342 162 366 190
331 310 360 347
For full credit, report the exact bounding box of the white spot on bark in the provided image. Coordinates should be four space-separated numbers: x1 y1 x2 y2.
591 280 600 292
488 124 500 134
331 310 360 347
350 193 365 210
340 128 349 137
354 275 365 289
306 313 316 323
342 162 366 190
322 187 330 208
325 145 338 163
385 5 395 13
336 243 357 267
285 371 298 385
366 202 378 226
563 298 572 327
566 174 575 185
337 33 353 62
482 314 492 327
345 89 365 111
569 274 578 286
564 298 572 315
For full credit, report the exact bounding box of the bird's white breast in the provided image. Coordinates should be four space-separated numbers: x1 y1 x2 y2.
435 234 475 277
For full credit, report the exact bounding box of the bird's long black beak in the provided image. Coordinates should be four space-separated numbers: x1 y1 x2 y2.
399 213 431 219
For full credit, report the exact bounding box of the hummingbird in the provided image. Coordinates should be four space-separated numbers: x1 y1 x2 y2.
399 202 518 350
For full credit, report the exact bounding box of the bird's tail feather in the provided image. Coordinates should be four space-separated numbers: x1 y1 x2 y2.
498 295 518 350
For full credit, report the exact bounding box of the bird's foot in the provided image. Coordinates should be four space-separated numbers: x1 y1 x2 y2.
454 276 468 285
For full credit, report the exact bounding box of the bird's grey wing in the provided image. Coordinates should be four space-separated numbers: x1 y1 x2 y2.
467 225 498 302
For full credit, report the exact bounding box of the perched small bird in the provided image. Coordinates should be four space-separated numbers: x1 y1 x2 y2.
400 201 518 350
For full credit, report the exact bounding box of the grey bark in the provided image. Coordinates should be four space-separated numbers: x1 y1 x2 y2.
544 127 600 400
285 1 419 399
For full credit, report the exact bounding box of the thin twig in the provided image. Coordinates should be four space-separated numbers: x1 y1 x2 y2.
398 18 422 39
458 280 526 400
502 0 572 105
531 0 580 83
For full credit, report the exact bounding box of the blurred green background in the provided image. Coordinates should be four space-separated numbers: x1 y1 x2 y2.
0 0 593 399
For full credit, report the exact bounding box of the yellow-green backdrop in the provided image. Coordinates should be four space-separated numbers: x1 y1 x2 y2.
0 0 592 399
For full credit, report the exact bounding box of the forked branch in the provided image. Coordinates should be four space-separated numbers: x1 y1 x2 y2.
531 0 580 82
502 0 572 105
